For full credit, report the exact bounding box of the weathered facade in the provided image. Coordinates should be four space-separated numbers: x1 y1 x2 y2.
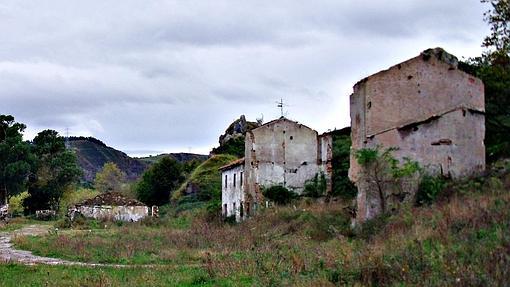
219 158 245 221
221 117 333 221
349 48 485 223
71 192 149 222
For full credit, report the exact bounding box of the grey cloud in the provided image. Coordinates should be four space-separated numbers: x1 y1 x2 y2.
0 0 489 155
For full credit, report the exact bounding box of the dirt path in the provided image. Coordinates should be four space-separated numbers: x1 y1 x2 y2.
0 225 157 268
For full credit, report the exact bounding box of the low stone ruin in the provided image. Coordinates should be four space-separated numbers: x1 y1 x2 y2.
69 192 149 222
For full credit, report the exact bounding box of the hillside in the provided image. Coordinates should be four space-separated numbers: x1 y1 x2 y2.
68 137 148 182
173 154 238 202
137 153 208 166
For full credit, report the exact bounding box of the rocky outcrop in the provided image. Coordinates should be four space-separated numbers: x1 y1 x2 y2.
218 115 260 146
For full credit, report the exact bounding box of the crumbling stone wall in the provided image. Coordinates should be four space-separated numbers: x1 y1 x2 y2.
349 48 485 223
76 205 148 222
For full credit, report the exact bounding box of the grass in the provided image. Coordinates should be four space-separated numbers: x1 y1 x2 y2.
5 171 510 285
0 263 250 287
0 217 54 232
173 154 238 201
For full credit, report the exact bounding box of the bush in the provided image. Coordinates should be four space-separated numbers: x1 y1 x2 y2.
262 185 297 205
303 172 327 198
8 191 29 217
59 187 99 214
416 175 447 205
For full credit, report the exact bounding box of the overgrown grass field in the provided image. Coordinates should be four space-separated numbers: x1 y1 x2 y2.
3 172 510 286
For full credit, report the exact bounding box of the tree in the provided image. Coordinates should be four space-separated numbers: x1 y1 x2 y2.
460 0 510 160
0 115 33 204
355 147 420 214
481 0 510 55
25 130 81 212
94 162 126 193
136 156 184 206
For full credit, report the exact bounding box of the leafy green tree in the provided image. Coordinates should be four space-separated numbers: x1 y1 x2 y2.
460 0 510 160
94 162 126 193
25 130 81 212
0 115 34 204
481 0 510 55
136 156 184 206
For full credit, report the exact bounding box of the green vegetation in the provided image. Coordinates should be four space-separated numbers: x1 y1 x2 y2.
7 191 29 216
303 172 327 198
136 156 184 206
0 264 247 287
211 137 245 158
68 136 148 183
355 146 421 213
331 129 357 199
174 154 237 203
0 115 34 202
94 162 126 194
416 175 448 206
262 185 297 204
25 130 82 213
459 0 510 162
58 187 99 215
7 167 510 285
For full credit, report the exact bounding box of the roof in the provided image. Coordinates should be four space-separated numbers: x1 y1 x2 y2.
219 157 245 171
252 117 316 133
77 192 147 207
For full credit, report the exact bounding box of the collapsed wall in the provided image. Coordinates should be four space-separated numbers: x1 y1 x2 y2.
349 48 485 223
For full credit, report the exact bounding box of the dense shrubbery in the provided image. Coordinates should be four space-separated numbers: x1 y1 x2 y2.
416 175 448 205
303 172 327 198
262 185 297 205
211 137 245 158
331 130 357 199
136 156 184 206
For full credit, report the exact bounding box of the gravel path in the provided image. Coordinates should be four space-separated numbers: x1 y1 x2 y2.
0 225 156 268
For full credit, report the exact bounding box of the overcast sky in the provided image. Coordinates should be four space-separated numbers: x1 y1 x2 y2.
1 0 489 156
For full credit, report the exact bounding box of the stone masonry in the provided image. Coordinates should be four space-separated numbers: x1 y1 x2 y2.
349 48 485 223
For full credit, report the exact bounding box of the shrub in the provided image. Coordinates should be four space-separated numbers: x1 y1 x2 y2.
416 175 447 205
8 191 29 217
262 185 296 205
354 146 421 214
303 172 327 198
331 131 357 199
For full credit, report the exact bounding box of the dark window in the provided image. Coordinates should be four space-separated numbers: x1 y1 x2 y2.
246 201 250 216
223 204 227 216
240 172 243 186
224 175 228 189
240 201 244 218
233 202 236 215
290 136 293 140
234 173 236 187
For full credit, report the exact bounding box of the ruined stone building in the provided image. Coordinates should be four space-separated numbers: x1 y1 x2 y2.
349 48 485 223
220 117 333 221
70 192 149 222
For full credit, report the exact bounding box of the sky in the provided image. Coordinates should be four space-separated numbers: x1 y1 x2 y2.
1 0 490 156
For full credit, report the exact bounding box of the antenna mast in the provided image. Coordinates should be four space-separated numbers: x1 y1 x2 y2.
277 98 284 118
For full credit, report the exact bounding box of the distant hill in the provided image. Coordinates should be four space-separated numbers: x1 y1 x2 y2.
68 137 148 183
137 153 208 166
68 137 209 183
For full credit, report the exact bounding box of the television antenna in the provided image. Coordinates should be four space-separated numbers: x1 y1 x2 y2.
276 99 290 118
